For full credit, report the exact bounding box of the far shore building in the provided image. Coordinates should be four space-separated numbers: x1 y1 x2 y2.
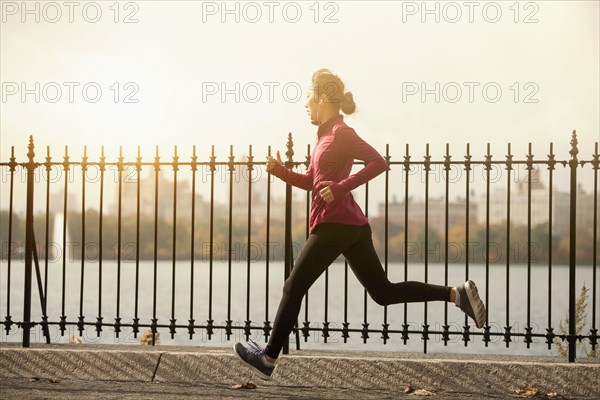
114 154 307 225
378 195 478 235
475 177 594 236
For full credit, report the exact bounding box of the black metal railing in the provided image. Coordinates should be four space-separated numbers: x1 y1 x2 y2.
0 131 597 362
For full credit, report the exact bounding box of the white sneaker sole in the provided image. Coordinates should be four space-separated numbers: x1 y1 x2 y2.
464 281 486 329
233 343 273 381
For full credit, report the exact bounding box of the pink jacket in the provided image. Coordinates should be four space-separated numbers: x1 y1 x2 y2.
272 114 388 234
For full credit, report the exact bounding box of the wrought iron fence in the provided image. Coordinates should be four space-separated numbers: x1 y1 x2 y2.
0 131 597 362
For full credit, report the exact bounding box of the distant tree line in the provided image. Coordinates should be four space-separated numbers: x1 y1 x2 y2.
0 210 596 264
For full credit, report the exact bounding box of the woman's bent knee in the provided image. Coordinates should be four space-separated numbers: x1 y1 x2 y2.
369 290 390 306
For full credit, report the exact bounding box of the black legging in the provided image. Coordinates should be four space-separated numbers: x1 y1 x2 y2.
264 222 452 359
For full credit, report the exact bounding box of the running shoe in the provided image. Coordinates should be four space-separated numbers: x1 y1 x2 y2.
456 280 486 329
233 339 275 380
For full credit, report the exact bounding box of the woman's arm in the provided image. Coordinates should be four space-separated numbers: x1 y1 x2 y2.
268 151 314 191
327 128 388 199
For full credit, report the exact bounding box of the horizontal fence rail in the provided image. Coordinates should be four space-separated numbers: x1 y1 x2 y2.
0 132 598 362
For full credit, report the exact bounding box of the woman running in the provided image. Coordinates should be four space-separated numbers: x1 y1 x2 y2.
234 68 486 380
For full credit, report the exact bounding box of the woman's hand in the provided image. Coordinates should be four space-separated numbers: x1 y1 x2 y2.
319 181 335 203
266 151 284 174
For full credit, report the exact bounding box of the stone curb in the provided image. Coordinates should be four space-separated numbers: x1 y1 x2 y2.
1 347 598 398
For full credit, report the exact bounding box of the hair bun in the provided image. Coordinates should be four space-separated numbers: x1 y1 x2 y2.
341 91 356 115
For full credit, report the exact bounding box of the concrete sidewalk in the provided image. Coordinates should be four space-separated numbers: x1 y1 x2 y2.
1 343 598 399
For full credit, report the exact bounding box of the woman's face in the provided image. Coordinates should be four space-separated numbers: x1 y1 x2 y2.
305 86 321 125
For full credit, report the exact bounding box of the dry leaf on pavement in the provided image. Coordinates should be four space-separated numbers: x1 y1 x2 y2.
231 381 257 390
412 389 434 396
515 383 539 398
545 392 571 400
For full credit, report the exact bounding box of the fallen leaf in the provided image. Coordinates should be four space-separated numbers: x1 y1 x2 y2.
545 393 571 400
412 389 433 396
69 336 83 344
403 384 414 394
47 377 60 384
515 383 538 398
231 381 257 390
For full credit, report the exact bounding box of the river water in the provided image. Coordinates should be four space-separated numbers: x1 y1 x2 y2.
1 259 597 357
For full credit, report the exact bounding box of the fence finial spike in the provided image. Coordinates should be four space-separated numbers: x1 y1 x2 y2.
424 143 431 172
154 145 160 171
285 132 294 168
484 143 492 171
569 130 579 165
9 146 17 172
443 144 451 172
27 135 35 161
547 143 556 171
505 143 513 171
464 143 472 171
228 145 235 171
173 145 179 171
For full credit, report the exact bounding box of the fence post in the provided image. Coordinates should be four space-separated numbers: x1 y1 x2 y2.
283 133 294 355
22 135 36 347
568 130 578 362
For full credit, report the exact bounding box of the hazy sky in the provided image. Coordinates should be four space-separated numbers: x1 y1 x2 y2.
1 0 599 212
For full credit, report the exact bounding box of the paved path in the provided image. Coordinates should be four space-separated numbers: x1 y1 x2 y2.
0 377 514 399
1 343 598 399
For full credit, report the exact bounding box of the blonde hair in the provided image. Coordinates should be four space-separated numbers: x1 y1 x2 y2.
311 68 356 115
